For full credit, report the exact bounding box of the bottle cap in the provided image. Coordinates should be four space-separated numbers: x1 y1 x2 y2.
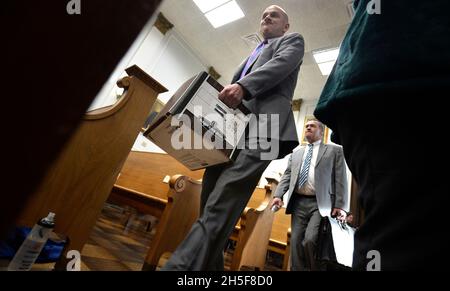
38 212 56 228
271 205 280 212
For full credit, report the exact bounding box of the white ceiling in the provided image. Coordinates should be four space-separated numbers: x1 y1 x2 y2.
159 0 353 101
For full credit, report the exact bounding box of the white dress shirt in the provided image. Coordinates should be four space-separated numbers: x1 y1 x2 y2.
296 140 322 196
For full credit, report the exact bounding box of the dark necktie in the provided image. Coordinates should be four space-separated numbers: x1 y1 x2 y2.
297 143 314 188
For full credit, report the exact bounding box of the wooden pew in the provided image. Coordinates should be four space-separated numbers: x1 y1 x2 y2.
15 66 167 269
230 190 291 270
108 151 291 266
269 212 291 255
113 151 204 196
283 228 292 271
142 175 202 270
1 0 163 238
108 151 204 219
135 173 276 271
230 179 278 271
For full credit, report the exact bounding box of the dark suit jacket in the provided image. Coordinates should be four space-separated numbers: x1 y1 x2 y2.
231 33 305 159
314 0 450 139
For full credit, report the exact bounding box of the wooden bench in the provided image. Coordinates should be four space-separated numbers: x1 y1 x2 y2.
15 66 167 270
108 151 291 267
108 151 204 219
134 174 277 271
141 175 202 270
230 178 278 270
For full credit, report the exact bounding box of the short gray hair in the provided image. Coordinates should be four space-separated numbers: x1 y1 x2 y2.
308 118 324 135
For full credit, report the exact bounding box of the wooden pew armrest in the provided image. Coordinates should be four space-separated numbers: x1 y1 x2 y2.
112 184 167 204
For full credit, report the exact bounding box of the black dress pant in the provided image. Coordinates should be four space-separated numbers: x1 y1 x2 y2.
333 91 450 270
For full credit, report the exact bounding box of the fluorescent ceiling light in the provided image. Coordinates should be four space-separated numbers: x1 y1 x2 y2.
193 0 230 13
318 61 336 76
313 48 340 63
313 48 340 76
203 1 245 28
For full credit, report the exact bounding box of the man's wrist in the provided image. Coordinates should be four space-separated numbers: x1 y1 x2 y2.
236 82 251 99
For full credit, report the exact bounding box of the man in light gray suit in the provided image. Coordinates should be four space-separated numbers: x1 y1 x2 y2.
271 119 348 271
162 5 304 270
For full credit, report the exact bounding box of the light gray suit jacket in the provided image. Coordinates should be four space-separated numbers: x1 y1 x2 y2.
274 143 349 216
232 33 305 159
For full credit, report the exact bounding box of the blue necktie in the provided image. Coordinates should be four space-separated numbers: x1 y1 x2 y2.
239 40 267 80
297 144 314 189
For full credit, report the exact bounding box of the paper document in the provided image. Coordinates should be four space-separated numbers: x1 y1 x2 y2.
328 216 355 267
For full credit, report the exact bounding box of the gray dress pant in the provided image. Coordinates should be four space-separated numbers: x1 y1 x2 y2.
161 148 272 270
290 195 323 271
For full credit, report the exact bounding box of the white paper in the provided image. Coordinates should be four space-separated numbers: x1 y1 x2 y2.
327 216 355 267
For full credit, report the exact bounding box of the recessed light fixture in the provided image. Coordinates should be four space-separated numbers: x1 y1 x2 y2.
193 0 230 13
312 48 340 76
193 0 245 28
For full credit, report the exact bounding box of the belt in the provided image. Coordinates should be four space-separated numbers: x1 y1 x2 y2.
296 193 316 199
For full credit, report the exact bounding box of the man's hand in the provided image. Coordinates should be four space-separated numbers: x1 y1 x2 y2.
270 197 284 212
218 84 244 109
331 208 347 222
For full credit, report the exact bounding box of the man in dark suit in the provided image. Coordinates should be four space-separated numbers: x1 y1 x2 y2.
162 5 305 270
271 119 348 271
314 0 450 270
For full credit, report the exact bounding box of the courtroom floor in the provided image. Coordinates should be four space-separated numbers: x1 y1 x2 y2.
79 204 283 271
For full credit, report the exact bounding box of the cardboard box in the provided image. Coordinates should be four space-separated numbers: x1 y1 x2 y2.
143 72 250 170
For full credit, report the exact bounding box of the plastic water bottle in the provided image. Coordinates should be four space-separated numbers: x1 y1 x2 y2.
271 205 281 212
8 212 55 271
